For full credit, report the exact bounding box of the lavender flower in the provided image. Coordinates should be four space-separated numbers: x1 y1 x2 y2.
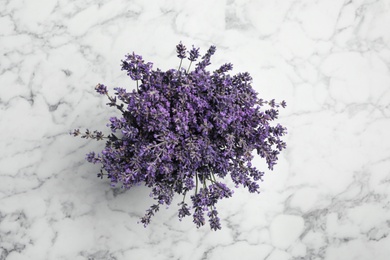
188 45 200 62
72 43 287 230
95 84 107 95
176 42 186 59
196 45 217 71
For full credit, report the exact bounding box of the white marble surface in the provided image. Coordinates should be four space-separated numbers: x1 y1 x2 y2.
1 0 390 259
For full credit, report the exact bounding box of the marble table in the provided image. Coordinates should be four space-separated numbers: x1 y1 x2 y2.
1 0 390 259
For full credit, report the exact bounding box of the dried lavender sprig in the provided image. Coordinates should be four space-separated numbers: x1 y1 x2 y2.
176 42 186 71
70 129 105 140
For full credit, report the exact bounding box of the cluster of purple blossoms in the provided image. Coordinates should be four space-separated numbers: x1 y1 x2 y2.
72 43 287 231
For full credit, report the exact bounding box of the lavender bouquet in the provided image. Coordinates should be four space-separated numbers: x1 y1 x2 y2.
72 43 287 230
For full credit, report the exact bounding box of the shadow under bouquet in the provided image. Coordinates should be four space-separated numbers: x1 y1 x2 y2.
72 42 287 231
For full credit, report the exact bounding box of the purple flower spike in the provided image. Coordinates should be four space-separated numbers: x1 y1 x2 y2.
176 42 187 59
95 84 107 95
188 45 200 62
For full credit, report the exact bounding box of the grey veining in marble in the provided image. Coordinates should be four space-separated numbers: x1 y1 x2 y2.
1 0 390 259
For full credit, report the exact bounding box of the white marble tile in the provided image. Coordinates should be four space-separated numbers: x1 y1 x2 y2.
1 0 390 259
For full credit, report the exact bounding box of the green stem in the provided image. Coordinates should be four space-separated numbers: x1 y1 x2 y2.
206 177 216 184
195 172 199 195
178 59 183 71
211 171 217 182
186 61 192 74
